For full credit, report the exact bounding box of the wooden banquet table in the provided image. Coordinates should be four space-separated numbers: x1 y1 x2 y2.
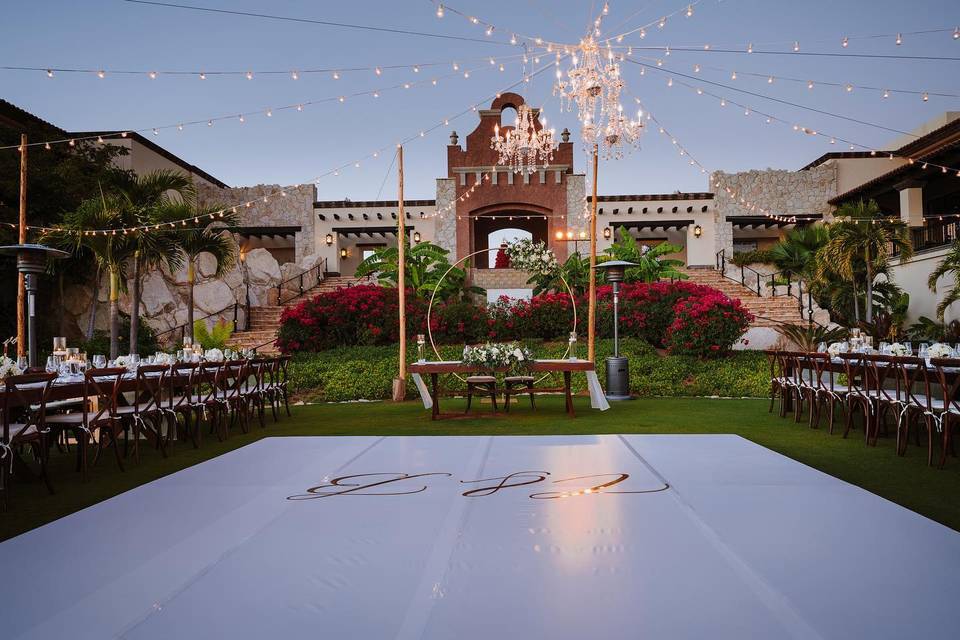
408 359 610 419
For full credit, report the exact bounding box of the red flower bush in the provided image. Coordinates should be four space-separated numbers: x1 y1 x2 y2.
665 291 753 357
277 281 752 358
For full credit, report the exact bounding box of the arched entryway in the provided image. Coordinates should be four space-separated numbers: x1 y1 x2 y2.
469 203 551 269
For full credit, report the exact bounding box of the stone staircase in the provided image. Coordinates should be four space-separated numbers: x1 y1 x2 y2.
226 275 360 354
677 268 807 328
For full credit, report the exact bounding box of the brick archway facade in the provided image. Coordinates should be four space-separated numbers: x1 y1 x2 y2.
446 92 578 268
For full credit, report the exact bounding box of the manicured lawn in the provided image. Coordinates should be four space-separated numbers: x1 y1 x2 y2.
2 395 958 540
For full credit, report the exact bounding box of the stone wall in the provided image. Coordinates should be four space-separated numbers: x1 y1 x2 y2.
197 182 317 262
434 177 457 257
62 247 283 346
711 164 838 254
470 268 533 290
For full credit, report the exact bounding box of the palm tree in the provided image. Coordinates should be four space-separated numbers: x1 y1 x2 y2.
768 224 830 278
818 200 912 323
928 239 960 319
355 240 482 300
116 170 195 351
45 189 134 358
603 227 687 283
168 203 239 342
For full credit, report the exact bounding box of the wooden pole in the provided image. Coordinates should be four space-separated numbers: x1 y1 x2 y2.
393 146 407 401
587 143 598 363
17 134 27 360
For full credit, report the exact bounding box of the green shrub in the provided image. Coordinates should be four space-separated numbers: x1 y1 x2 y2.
730 249 773 267
193 318 233 350
288 338 768 402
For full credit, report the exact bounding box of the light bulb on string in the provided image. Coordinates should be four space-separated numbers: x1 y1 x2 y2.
841 37 849 48
896 33 903 45
97 70 105 79
291 70 299 80
46 69 53 78
246 71 253 80
199 72 206 80
793 41 800 52
148 71 157 79
436 3 444 18
883 89 890 99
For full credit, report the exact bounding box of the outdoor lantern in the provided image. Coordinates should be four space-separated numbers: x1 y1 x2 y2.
413 231 421 244
0 243 69 368
555 230 564 240
325 233 334 246
603 226 612 240
694 224 703 238
340 248 348 259
595 259 637 401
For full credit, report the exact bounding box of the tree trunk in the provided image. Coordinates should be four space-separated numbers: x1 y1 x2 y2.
187 260 195 343
852 280 860 324
130 252 141 354
86 266 101 340
109 269 120 360
864 248 873 324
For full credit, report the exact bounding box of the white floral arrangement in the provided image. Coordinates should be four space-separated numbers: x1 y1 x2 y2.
888 342 908 356
114 355 131 368
153 352 175 365
204 348 225 362
927 343 954 358
0 356 23 381
462 342 534 374
504 239 558 276
827 342 848 357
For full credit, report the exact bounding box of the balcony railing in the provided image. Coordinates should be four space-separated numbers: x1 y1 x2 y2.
894 219 960 256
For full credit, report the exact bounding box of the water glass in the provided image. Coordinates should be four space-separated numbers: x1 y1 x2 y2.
904 342 913 356
16 355 28 371
879 342 889 354
45 355 58 374
919 344 929 359
92 354 106 369
817 342 827 354
130 354 140 369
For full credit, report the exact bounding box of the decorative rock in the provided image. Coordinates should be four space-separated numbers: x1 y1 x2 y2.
193 280 236 315
197 252 219 278
244 248 281 285
62 284 92 316
140 270 176 317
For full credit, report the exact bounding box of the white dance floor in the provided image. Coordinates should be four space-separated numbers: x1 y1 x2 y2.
2 434 958 639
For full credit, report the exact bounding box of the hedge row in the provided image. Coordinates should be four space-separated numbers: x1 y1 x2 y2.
288 338 769 403
278 281 753 358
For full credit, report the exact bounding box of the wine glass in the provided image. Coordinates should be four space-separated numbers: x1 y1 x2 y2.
919 343 929 359
904 342 913 356
45 355 59 374
16 355 28 372
817 342 827 354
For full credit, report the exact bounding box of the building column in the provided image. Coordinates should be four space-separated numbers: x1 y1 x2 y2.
896 179 925 227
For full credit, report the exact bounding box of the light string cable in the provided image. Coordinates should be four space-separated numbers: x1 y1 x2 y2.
121 0 521 46
2 55 528 152
613 23 960 53
4 57 563 236
624 57 960 147
5 51 530 81
627 52 960 101
623 62 960 177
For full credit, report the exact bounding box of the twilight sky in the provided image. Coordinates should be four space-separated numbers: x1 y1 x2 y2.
2 0 958 199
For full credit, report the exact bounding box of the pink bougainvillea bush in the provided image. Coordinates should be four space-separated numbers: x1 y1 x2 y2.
665 291 753 357
277 281 752 358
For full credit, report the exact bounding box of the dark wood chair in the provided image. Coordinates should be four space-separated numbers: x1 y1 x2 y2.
896 356 939 464
168 362 201 448
837 353 872 442
503 375 536 412
465 375 498 414
928 357 960 468
115 364 169 462
1 372 58 509
810 352 847 433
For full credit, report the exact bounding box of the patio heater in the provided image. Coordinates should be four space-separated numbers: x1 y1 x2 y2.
596 259 636 401
0 244 69 368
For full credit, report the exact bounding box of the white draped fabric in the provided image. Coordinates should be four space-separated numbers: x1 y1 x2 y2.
1 435 957 639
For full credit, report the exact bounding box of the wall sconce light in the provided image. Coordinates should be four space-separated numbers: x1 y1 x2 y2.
340 248 348 259
693 224 703 238
603 226 612 240
555 230 564 240
565 230 574 240
325 233 334 246
578 230 587 240
413 231 421 244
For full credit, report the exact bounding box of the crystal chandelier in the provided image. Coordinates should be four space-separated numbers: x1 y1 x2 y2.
490 103 556 174
555 34 644 159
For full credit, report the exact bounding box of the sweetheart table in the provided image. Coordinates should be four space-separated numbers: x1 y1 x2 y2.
409 359 609 418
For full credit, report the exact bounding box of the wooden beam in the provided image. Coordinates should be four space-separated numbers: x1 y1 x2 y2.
393 145 407 402
17 133 27 359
